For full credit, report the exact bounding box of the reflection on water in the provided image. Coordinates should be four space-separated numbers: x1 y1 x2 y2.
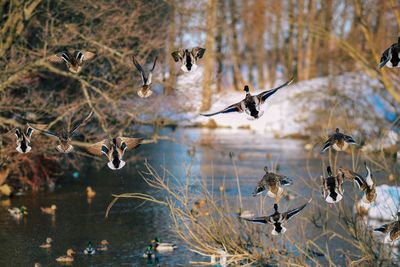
0 128 336 266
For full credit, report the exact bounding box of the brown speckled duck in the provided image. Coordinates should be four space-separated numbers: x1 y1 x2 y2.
321 128 357 153
48 50 96 73
132 56 157 98
252 166 292 202
321 166 344 204
374 212 400 243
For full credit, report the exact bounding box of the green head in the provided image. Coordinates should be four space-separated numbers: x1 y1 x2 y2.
155 237 161 243
20 206 28 215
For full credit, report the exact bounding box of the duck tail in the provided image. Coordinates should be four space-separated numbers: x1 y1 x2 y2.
138 88 153 98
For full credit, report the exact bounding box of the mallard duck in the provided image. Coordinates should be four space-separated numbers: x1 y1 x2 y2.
252 166 292 202
41 204 57 215
8 206 28 219
201 78 293 120
339 162 376 203
190 199 209 217
152 237 177 252
84 242 96 255
86 137 143 170
379 37 400 68
321 166 344 204
48 50 96 73
11 125 35 153
171 47 206 72
39 237 53 249
97 240 109 251
86 186 96 198
374 212 400 243
132 56 157 98
321 128 357 153
56 248 75 262
29 110 93 153
243 200 311 235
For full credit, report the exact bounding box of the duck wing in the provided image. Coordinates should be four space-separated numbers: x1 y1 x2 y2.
27 123 59 139
48 52 70 64
80 51 97 62
70 110 93 136
256 77 294 104
374 222 394 234
146 57 157 85
117 137 143 151
243 216 269 225
86 139 107 156
379 47 391 69
321 137 333 153
132 56 148 85
283 199 311 221
171 49 184 62
343 134 357 145
192 47 206 60
200 102 243 117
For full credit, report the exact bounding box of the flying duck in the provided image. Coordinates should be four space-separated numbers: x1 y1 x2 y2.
321 128 357 153
321 166 344 204
11 125 34 153
48 50 96 73
84 242 96 255
243 200 311 235
339 162 376 204
171 47 206 72
151 237 178 252
39 237 53 249
374 212 400 243
132 56 157 98
379 37 400 68
56 249 75 262
200 78 294 120
86 137 143 170
29 110 93 153
252 166 293 202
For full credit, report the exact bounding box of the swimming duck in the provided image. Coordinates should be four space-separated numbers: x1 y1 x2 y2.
321 166 344 204
171 47 206 72
97 240 109 251
56 248 75 262
39 237 53 249
84 242 96 255
48 50 96 73
151 237 178 252
243 200 311 235
252 166 293 202
41 204 57 215
339 162 376 204
86 186 96 198
374 212 400 243
379 37 400 68
29 110 93 153
132 56 157 98
8 206 28 219
201 78 293 120
86 137 143 170
321 128 357 153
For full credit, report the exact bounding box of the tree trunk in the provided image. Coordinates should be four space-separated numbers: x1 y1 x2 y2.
296 0 304 80
304 0 316 80
215 0 225 92
285 0 295 75
253 0 266 89
243 1 254 85
228 0 243 91
165 1 176 94
200 0 217 112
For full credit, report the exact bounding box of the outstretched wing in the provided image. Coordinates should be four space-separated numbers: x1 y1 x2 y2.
81 51 96 62
86 139 107 156
243 216 268 225
364 163 374 187
146 57 158 85
132 56 147 84
70 110 94 136
48 52 70 64
321 138 333 153
343 134 357 145
379 47 391 69
374 223 392 233
171 49 184 62
192 47 206 60
283 199 311 221
256 77 294 104
200 102 243 117
27 123 59 139
118 137 143 151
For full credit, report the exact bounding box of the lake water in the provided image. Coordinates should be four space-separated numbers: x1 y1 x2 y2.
0 128 384 266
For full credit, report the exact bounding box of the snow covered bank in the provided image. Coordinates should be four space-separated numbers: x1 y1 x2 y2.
368 184 400 221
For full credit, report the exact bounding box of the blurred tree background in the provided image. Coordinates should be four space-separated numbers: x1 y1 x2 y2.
1 0 399 189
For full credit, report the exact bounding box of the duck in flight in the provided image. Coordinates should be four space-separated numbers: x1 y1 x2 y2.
86 137 143 170
200 78 294 120
171 47 206 72
379 37 400 69
243 200 311 235
374 212 400 243
321 128 357 153
321 166 344 204
29 110 93 153
48 50 96 73
132 56 157 98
